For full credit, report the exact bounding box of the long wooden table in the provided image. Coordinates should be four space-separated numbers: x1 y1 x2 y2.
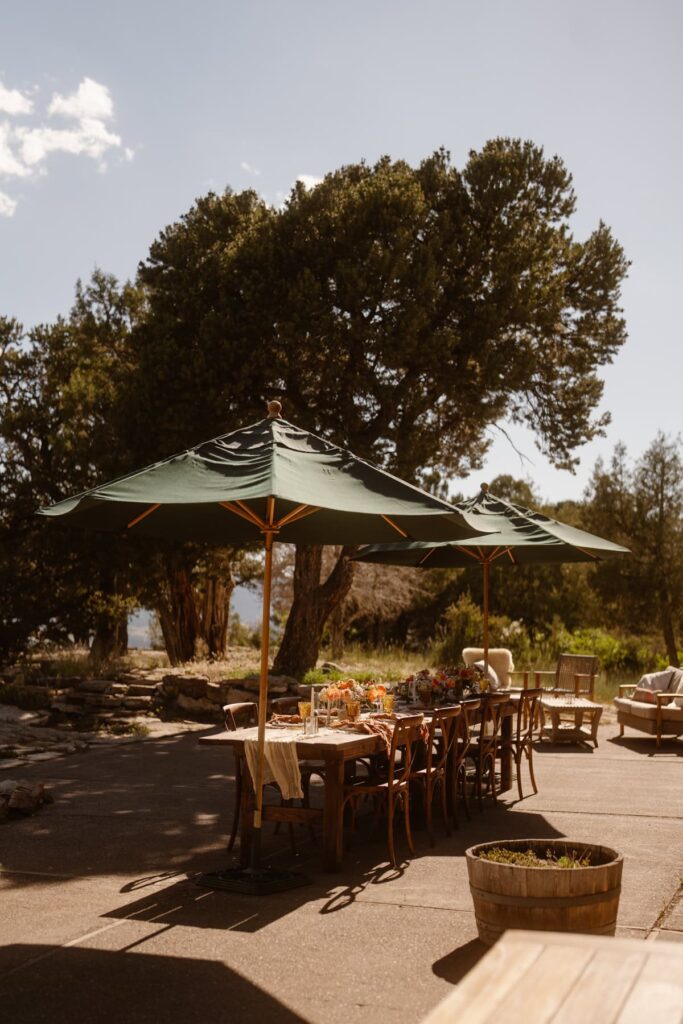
199 702 514 872
421 929 683 1023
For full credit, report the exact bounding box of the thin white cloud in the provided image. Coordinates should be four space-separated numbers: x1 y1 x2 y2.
0 77 130 215
0 123 30 178
0 81 33 116
0 189 17 217
241 160 261 176
297 174 322 190
49 77 113 122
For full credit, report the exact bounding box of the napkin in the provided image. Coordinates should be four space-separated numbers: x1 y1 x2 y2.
245 735 303 800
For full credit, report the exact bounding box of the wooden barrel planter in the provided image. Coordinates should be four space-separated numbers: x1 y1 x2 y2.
466 839 623 947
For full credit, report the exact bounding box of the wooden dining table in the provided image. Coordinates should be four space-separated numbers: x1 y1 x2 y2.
199 700 515 872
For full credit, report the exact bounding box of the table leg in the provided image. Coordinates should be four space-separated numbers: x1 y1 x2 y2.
323 755 345 872
500 712 512 792
591 707 603 747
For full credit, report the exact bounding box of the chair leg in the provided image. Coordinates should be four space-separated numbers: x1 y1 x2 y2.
387 795 397 868
440 777 451 836
460 764 472 820
489 754 498 804
227 766 242 852
527 746 538 795
403 790 415 857
425 780 435 847
516 750 524 802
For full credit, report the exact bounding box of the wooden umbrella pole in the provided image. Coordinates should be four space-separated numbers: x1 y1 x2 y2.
251 522 275 869
483 559 490 675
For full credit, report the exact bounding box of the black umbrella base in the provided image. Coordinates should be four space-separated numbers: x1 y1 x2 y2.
194 866 311 896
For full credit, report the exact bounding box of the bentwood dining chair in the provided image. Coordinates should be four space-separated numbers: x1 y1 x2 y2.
342 714 424 868
222 702 258 851
452 698 481 825
410 705 461 846
467 693 509 810
499 688 542 800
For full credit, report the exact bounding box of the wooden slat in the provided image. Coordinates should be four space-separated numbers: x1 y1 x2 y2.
553 948 646 1024
616 950 683 1024
421 938 545 1024
478 945 593 1024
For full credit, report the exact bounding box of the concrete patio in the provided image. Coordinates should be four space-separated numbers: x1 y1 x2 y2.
0 717 681 1023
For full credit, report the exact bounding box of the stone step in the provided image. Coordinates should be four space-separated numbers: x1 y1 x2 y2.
126 684 158 697
122 696 152 711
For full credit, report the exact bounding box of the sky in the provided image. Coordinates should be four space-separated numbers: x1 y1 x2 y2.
1 0 681 516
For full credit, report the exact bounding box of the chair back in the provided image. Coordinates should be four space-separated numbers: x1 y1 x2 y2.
387 714 424 787
515 688 543 746
462 647 514 687
455 697 482 761
269 696 301 715
478 693 508 753
556 654 598 698
426 705 462 775
223 701 258 731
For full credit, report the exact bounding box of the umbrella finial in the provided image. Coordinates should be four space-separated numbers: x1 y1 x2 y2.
267 400 282 419
481 482 489 493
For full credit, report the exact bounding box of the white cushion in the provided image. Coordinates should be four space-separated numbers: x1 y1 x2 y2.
615 696 683 721
462 648 514 687
473 661 501 690
637 669 676 693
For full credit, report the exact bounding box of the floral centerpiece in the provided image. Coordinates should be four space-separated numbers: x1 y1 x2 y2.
402 663 486 705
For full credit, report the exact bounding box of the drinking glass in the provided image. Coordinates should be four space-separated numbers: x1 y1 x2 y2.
382 694 395 714
346 700 361 722
298 701 312 722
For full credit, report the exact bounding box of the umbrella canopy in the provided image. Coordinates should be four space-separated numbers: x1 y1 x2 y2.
38 408 483 545
38 401 491 884
354 484 630 668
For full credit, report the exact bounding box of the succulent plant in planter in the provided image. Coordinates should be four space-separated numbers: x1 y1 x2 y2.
466 838 623 946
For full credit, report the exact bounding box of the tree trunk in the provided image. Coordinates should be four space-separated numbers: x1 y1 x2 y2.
329 601 346 662
273 544 356 677
200 574 234 659
659 584 679 667
90 613 128 665
157 555 200 665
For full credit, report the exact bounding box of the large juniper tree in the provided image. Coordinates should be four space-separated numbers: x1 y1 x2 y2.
128 140 628 674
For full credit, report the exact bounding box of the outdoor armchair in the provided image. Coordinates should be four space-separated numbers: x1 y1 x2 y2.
462 647 514 688
614 673 683 747
511 653 598 699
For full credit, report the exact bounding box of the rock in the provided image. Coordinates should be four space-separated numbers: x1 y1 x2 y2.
8 782 44 813
0 779 18 796
320 662 343 673
126 683 158 697
176 693 221 717
24 752 60 763
49 701 85 716
77 679 112 694
223 687 257 705
161 676 179 698
0 759 26 769
205 681 227 704
229 674 294 695
0 745 17 759
51 742 78 754
83 694 123 708
0 706 45 724
175 675 210 699
123 696 151 710
0 796 8 820
110 683 129 695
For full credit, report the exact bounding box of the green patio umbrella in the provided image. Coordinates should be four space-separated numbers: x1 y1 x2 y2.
354 484 629 672
39 401 490 891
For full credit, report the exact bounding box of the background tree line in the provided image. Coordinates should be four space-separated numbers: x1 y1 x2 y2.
4 137 668 675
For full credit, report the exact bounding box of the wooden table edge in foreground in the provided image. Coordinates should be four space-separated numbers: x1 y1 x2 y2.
420 929 683 1024
200 702 514 872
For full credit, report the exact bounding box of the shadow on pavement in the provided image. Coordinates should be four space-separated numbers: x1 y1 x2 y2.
607 735 683 757
0 944 307 1023
432 937 488 985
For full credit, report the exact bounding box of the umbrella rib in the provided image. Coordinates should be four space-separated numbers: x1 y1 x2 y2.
219 501 267 530
275 504 320 529
381 515 409 538
127 504 161 529
574 545 598 560
454 545 483 563
417 548 436 566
